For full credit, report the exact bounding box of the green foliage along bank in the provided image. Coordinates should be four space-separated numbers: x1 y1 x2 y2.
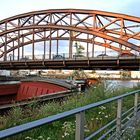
1 81 140 140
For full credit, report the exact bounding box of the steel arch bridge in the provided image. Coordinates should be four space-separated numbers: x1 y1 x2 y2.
0 9 140 70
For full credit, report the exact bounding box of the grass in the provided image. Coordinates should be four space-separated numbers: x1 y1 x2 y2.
1 80 140 140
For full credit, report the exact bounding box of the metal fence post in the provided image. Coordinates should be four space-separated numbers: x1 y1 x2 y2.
134 93 138 125
75 111 85 140
116 98 122 138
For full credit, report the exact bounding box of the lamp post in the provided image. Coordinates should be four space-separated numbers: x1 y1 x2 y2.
9 54 12 61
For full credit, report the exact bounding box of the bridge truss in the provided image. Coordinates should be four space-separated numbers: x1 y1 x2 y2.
0 9 140 69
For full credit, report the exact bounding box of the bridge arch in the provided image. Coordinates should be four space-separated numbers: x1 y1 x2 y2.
0 9 140 61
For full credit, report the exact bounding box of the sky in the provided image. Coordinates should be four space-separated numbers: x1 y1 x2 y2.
0 0 140 20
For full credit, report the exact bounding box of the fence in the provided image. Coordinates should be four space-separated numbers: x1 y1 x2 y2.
5 51 139 61
0 89 140 139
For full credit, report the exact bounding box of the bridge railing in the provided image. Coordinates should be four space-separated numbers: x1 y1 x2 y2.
0 89 140 139
5 51 139 61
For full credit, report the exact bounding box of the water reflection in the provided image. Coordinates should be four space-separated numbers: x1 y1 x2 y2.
106 80 140 88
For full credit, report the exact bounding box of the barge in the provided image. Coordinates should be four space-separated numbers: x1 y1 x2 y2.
0 78 76 106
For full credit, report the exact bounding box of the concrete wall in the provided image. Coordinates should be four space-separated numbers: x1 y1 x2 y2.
0 70 10 76
131 71 140 78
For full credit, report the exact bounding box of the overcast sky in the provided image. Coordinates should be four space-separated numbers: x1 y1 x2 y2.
0 0 139 20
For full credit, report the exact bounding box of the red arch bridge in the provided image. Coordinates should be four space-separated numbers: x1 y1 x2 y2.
0 9 140 70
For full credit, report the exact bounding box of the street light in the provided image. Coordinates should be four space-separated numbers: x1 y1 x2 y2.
9 54 12 61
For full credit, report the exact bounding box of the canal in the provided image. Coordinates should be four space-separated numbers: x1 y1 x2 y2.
106 80 140 88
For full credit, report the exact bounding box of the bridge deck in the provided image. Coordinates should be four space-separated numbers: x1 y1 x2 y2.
0 57 140 70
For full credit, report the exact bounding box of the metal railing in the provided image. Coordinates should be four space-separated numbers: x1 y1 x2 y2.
0 89 140 139
4 51 140 62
